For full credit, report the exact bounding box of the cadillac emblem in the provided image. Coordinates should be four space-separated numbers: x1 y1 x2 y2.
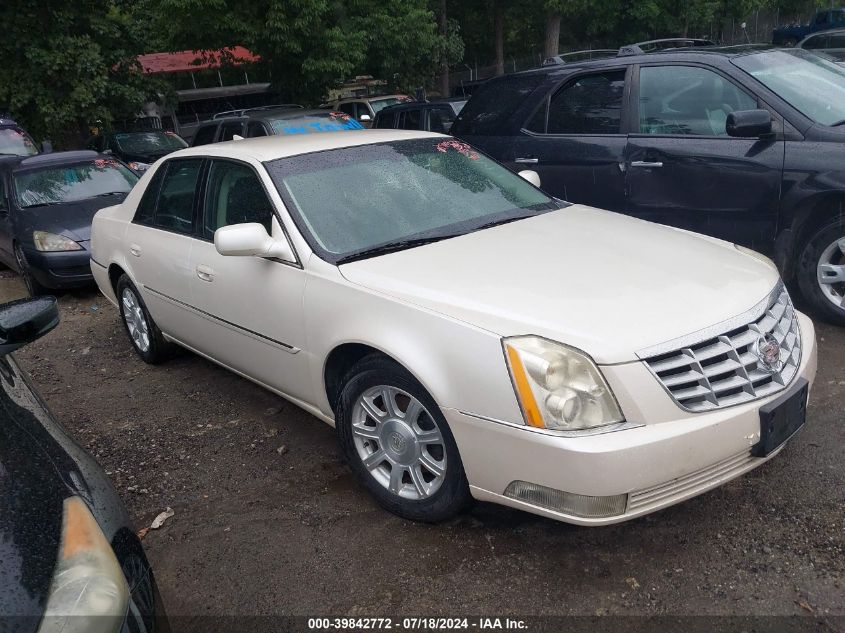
755 333 783 374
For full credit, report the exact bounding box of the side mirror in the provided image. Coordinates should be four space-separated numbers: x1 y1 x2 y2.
214 222 294 261
0 296 59 355
101 149 113 155
518 169 541 188
726 109 773 138
359 114 372 122
41 140 53 154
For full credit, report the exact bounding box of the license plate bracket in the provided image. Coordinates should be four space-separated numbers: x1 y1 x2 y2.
753 378 808 458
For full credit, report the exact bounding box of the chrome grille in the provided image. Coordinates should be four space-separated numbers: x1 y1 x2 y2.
641 284 801 412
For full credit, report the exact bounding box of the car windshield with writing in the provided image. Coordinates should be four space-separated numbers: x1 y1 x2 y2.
733 48 845 126
14 159 139 208
265 138 558 263
113 131 187 155
0 128 39 157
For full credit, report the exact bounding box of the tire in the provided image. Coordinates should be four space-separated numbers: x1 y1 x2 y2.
797 217 845 326
116 274 173 364
14 243 50 297
336 355 472 522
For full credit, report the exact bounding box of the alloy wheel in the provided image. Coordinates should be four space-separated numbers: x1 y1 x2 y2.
351 385 447 500
121 287 151 353
816 236 845 311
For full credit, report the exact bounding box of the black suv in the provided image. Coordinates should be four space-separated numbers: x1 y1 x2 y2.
373 99 467 133
453 45 845 324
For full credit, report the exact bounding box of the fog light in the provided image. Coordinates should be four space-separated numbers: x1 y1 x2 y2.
503 480 627 518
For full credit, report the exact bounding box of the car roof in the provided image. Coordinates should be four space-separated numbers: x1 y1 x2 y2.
172 129 441 162
336 94 407 103
376 102 451 114
15 150 100 170
204 108 331 126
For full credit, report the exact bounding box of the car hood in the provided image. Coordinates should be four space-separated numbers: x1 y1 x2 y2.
15 196 127 243
339 205 781 363
0 399 65 629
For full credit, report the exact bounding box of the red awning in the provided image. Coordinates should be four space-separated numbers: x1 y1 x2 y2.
137 46 260 74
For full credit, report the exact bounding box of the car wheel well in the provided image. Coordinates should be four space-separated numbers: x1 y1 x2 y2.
108 264 126 294
797 197 845 250
324 344 398 414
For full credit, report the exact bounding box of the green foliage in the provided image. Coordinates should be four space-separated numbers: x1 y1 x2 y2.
0 1 160 145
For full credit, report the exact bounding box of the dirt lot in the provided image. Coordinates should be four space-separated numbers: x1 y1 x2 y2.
4 270 844 623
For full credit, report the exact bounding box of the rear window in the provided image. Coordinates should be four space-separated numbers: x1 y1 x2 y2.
451 74 546 136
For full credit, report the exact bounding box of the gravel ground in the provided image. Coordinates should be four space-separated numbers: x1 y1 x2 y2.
4 270 844 624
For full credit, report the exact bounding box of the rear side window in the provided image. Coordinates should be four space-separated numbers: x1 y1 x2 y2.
192 125 217 146
219 122 243 142
153 159 203 233
430 107 456 133
247 122 267 137
203 160 274 239
375 112 397 128
532 70 626 135
134 166 167 224
451 74 545 135
398 109 422 130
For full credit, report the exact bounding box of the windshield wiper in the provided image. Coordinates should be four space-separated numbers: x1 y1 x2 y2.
21 201 64 208
93 191 126 197
474 210 544 231
337 235 455 264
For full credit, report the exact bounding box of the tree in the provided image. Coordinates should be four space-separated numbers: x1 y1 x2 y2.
0 1 159 145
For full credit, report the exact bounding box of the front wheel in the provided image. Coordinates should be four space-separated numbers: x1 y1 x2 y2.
797 218 845 325
336 355 472 522
14 244 49 297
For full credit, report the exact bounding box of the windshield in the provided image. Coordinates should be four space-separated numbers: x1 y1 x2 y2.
370 97 408 114
0 128 38 157
265 138 558 263
113 131 187 154
14 159 138 208
734 49 845 126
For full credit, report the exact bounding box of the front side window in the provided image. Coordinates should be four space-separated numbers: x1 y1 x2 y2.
203 160 273 239
451 73 545 136
541 70 626 134
265 138 557 263
192 125 217 146
374 112 397 129
219 122 243 142
638 65 757 136
14 159 138 208
338 103 357 118
429 107 456 133
734 49 845 126
398 110 422 130
803 35 828 50
153 159 202 233
0 128 38 157
247 122 267 138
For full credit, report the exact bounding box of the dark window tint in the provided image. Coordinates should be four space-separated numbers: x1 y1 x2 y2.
154 159 202 233
192 125 217 146
339 103 357 117
375 112 396 128
219 122 243 142
203 161 273 239
429 107 456 133
804 35 828 49
398 109 422 130
134 165 167 224
0 177 8 211
834 11 845 25
545 70 625 134
638 65 756 136
451 73 545 136
817 11 829 25
247 122 267 137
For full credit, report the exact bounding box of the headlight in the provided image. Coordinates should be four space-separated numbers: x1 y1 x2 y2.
734 243 776 269
127 161 151 172
37 497 129 633
503 336 624 431
33 231 83 252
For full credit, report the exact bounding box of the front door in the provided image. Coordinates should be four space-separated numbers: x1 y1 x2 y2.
508 68 630 211
188 159 312 403
0 173 14 266
625 64 785 252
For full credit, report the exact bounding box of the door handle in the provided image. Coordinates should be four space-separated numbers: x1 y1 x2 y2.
196 265 214 282
514 157 539 164
630 161 663 168
129 244 142 257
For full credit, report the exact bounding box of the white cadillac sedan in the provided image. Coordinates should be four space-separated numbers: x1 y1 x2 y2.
90 130 817 526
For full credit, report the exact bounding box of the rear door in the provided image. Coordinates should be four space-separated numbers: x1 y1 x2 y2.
624 63 785 251
507 67 630 210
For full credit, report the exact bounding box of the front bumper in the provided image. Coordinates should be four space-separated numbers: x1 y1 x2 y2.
22 243 94 289
444 312 818 526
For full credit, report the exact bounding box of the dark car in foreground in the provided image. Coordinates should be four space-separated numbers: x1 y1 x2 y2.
88 130 189 173
0 151 138 295
191 107 364 146
0 295 167 633
453 45 845 325
373 99 467 133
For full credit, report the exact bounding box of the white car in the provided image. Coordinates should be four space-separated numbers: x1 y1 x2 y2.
89 130 817 526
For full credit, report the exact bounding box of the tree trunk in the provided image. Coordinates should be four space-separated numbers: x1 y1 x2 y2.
494 0 505 76
543 9 561 59
439 0 450 97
